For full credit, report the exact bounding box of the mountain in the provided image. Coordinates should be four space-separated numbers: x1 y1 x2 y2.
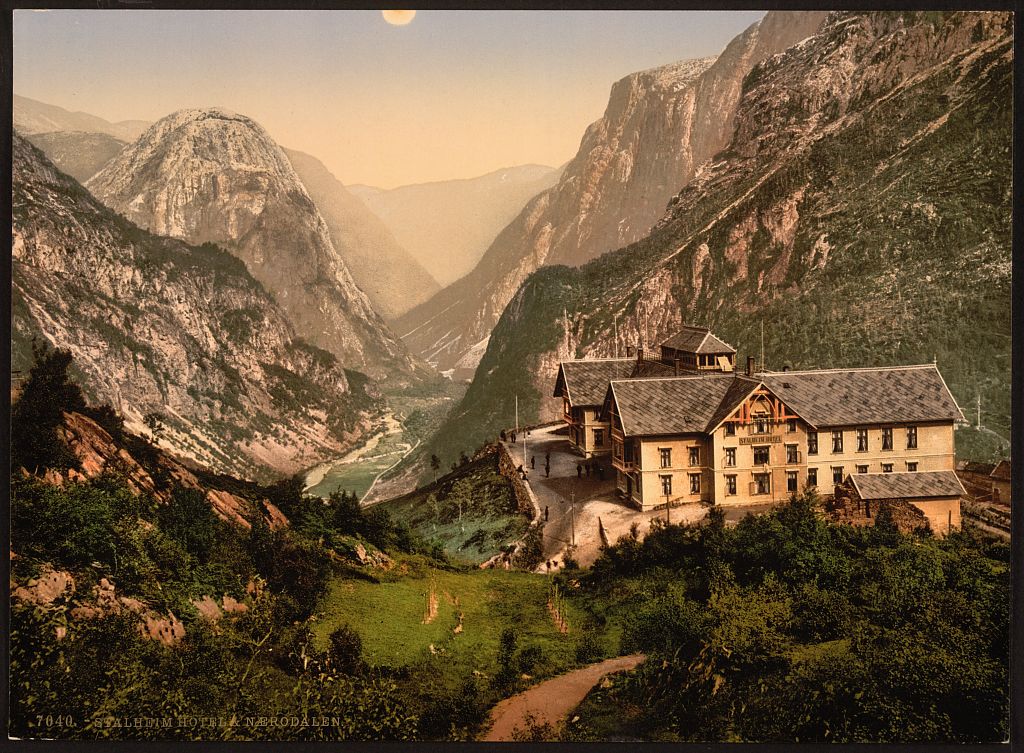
13 94 151 141
350 164 561 287
282 148 440 320
13 131 383 482
426 10 1012 466
23 131 126 183
85 108 417 379
392 11 829 373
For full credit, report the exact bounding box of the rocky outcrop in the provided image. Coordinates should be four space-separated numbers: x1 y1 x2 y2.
430 11 1012 460
86 108 416 379
13 134 378 481
394 11 828 372
283 148 440 320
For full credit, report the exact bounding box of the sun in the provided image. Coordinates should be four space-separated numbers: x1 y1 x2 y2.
382 10 416 26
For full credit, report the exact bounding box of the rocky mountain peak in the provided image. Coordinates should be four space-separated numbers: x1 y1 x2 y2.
87 108 415 377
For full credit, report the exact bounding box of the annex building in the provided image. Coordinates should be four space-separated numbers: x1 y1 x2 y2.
553 325 966 531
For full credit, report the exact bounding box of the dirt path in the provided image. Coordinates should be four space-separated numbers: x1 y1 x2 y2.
481 653 646 741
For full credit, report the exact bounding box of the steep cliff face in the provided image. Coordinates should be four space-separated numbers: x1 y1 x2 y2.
283 148 440 320
351 164 561 287
427 11 1012 463
85 108 416 379
393 10 828 372
13 132 382 481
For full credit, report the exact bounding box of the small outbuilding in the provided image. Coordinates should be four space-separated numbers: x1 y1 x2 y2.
848 470 964 535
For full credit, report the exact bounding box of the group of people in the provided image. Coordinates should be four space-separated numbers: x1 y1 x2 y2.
501 427 532 445
577 461 605 480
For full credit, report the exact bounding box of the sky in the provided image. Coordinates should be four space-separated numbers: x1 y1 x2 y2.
14 9 766 188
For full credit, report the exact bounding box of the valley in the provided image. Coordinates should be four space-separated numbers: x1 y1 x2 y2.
9 8 1012 745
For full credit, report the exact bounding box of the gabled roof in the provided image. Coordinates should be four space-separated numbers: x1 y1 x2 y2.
606 374 737 437
990 459 1011 481
630 359 675 378
850 471 966 501
661 325 736 355
759 365 964 428
553 358 636 406
703 376 764 432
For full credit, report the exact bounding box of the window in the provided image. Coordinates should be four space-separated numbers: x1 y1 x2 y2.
689 446 700 466
754 473 771 495
660 475 672 496
786 444 799 464
754 417 769 434
724 447 736 467
907 462 918 472
725 423 736 437
856 464 868 474
593 429 604 447
787 471 798 493
857 428 868 452
832 430 844 453
753 446 770 465
689 473 701 494
882 427 893 451
906 426 918 449
832 466 844 485
787 418 797 433
808 432 818 455
807 468 818 487
725 474 737 495
659 448 671 468
882 463 893 473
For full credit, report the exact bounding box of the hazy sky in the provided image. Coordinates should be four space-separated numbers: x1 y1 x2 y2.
14 9 765 188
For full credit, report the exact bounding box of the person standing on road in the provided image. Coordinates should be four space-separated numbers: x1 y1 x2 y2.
544 505 549 521
577 463 583 478
531 455 535 469
545 460 551 478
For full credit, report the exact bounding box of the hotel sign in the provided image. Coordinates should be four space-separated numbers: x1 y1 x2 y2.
739 435 781 445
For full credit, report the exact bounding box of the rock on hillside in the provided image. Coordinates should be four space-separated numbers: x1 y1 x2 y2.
24 131 126 183
86 108 417 379
14 94 151 141
393 10 828 372
428 11 1012 462
283 148 440 320
351 164 561 287
13 132 382 481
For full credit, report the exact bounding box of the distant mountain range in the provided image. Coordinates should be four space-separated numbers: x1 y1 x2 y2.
14 94 151 141
424 10 1012 469
350 164 561 287
22 131 127 184
13 133 380 481
392 11 829 373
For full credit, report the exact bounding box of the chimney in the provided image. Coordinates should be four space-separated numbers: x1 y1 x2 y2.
674 357 681 376
746 356 755 377
626 345 634 358
637 345 644 363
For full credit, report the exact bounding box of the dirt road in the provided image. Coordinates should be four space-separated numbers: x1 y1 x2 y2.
481 653 646 741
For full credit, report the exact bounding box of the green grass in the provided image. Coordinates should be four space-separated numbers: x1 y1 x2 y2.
313 563 600 680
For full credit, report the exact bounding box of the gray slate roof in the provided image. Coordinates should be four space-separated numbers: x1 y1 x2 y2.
661 325 736 355
850 471 966 500
608 374 737 436
554 358 636 406
760 365 964 428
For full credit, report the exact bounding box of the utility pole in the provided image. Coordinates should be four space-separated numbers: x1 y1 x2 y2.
665 492 671 525
977 390 982 430
613 313 618 358
570 489 576 548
